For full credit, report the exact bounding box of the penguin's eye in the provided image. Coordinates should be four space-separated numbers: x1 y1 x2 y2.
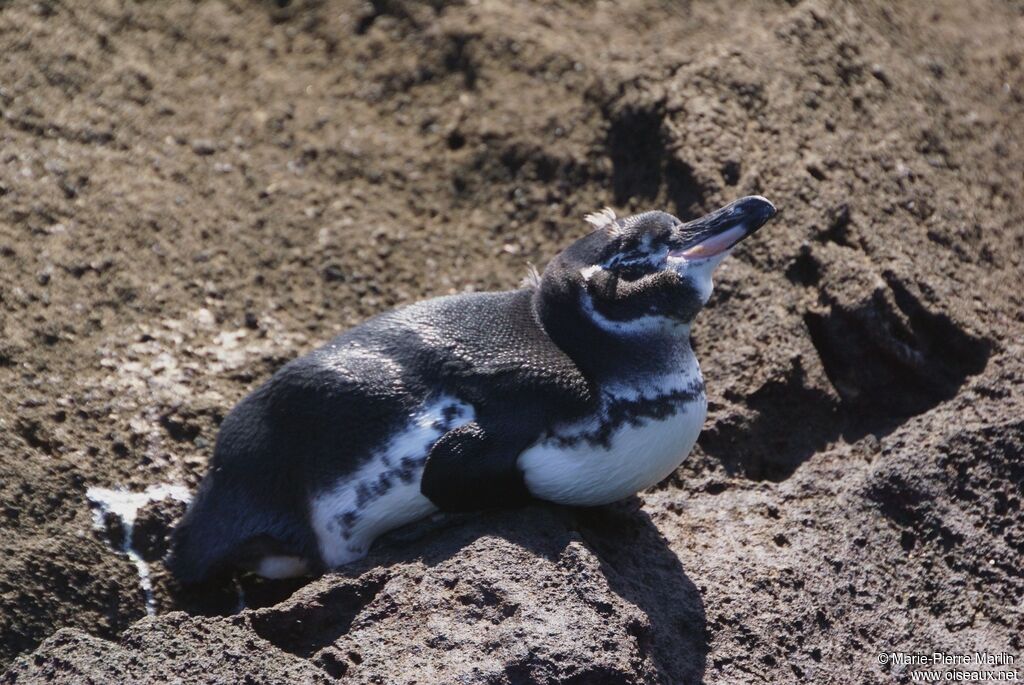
608 252 664 281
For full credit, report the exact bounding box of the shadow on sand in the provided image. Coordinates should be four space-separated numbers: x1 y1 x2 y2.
169 500 707 683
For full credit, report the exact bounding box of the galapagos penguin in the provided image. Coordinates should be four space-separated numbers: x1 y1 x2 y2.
167 196 777 583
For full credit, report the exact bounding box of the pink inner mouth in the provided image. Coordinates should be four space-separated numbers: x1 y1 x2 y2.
671 224 748 260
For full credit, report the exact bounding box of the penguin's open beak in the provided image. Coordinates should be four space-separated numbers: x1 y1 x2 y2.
670 195 777 260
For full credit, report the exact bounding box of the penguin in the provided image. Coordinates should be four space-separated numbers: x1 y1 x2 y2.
167 195 777 584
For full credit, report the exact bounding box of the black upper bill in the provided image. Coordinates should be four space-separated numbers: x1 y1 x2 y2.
672 196 777 259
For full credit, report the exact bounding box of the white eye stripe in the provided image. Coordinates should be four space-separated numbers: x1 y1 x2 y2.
600 245 669 271
580 253 659 282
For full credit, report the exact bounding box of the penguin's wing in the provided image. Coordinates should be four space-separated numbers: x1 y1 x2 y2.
420 414 539 511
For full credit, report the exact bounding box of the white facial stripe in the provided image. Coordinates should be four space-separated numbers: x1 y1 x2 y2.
580 290 689 336
599 244 668 271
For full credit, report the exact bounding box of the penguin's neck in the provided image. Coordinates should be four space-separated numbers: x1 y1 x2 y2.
594 332 701 405
531 285 697 385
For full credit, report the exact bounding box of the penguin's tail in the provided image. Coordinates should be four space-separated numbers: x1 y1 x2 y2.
165 475 313 585
165 477 242 585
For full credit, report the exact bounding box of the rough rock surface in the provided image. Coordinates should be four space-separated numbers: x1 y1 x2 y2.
1 0 1022 682
131 496 187 563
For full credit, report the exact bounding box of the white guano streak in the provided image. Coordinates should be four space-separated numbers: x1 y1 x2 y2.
86 484 191 616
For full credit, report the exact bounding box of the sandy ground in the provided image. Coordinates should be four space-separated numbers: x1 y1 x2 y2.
0 0 1022 682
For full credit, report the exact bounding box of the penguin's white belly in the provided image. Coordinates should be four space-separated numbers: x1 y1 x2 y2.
518 379 707 507
309 396 474 569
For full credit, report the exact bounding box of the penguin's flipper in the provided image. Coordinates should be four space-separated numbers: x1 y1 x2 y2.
420 419 535 511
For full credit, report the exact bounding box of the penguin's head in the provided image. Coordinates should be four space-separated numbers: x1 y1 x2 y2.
536 196 777 338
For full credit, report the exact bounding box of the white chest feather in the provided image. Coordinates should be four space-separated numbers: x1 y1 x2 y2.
518 362 706 507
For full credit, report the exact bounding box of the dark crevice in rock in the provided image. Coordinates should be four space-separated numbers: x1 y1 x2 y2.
167 572 309 619
158 412 202 443
806 275 991 417
665 158 706 221
606 102 710 219
699 360 846 482
608 105 665 206
132 498 188 562
785 248 821 286
443 33 477 91
818 203 853 246
705 270 991 482
721 159 742 186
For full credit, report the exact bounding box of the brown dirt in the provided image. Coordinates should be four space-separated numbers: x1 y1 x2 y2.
1 0 1023 682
